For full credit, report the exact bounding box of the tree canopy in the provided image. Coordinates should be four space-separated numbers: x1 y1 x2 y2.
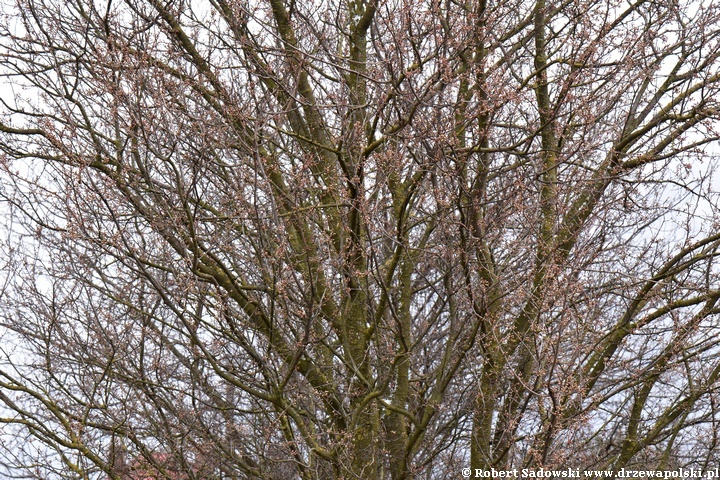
2 0 720 478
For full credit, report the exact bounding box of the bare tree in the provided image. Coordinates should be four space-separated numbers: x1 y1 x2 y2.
2 0 720 478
